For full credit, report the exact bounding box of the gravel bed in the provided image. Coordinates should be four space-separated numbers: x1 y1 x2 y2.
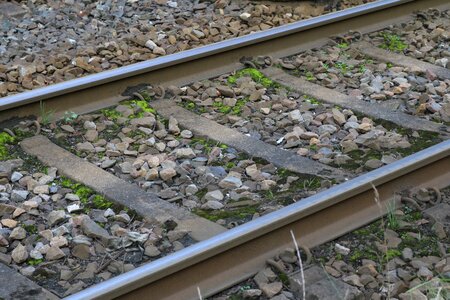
175 68 440 172
0 142 182 297
0 0 374 97
10 98 333 230
210 186 450 300
280 44 450 123
365 9 449 65
0 98 336 297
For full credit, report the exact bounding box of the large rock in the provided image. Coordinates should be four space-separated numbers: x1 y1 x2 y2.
46 246 65 261
204 190 224 202
289 265 363 300
130 116 156 127
11 243 28 263
80 215 113 244
174 148 196 159
0 159 23 179
218 176 242 189
48 210 66 226
159 168 177 181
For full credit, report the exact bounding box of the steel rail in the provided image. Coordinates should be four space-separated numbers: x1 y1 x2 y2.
65 140 450 300
1 0 448 122
1 1 448 298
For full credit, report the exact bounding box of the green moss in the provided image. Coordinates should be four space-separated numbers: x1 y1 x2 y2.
304 96 321 105
278 272 290 286
213 101 232 114
195 188 208 200
265 189 275 200
180 101 207 114
22 224 38 234
231 98 248 115
334 61 352 73
75 186 94 202
194 206 258 222
16 151 48 174
225 162 236 169
59 177 112 209
91 194 113 209
189 137 228 154
337 42 349 49
274 170 323 205
380 33 407 52
63 111 78 123
13 128 34 140
125 99 157 118
340 148 382 170
27 258 43 266
228 68 279 89
396 131 441 157
309 144 318 151
385 249 401 260
101 108 122 121
305 71 315 81
0 132 15 160
399 234 440 257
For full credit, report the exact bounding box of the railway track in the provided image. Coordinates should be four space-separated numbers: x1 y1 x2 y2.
0 0 449 299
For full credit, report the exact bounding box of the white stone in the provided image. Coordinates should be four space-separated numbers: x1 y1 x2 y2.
67 204 81 213
204 190 224 202
335 243 351 255
10 172 23 182
201 200 224 210
145 40 157 50
239 12 251 21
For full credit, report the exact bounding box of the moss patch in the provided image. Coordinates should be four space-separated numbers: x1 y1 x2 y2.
59 177 113 211
125 99 157 118
101 108 122 121
189 137 228 154
380 33 407 52
228 68 279 89
194 206 258 223
27 258 44 266
0 132 15 160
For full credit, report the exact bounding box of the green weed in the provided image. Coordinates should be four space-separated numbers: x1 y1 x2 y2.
304 95 321 105
380 33 407 52
101 108 122 121
126 99 156 118
27 258 43 266
22 224 38 234
334 61 352 73
63 111 78 123
305 71 315 81
39 101 55 125
386 201 399 230
59 177 113 210
228 68 279 89
337 42 349 49
0 132 15 160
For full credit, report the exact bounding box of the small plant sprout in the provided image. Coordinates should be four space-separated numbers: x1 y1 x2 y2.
63 111 78 123
386 200 400 230
337 42 349 49
380 33 407 52
305 71 315 81
39 101 55 125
